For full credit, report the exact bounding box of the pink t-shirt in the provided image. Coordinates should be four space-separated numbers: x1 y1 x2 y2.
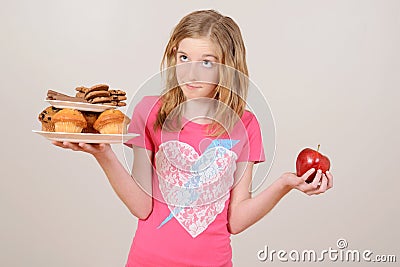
124 96 265 267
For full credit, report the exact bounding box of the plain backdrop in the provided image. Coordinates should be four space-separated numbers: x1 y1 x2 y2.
1 0 399 266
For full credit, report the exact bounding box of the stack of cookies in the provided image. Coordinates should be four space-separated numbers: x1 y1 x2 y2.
75 84 127 106
108 89 127 107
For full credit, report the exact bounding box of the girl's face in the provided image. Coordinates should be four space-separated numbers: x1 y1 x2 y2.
175 37 220 100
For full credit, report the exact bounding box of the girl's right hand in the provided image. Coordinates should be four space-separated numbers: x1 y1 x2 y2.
52 141 112 158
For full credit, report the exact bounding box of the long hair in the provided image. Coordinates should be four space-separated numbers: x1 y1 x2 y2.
155 9 249 136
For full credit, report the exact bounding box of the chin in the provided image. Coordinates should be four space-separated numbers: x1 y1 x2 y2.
183 93 213 100
180 85 216 99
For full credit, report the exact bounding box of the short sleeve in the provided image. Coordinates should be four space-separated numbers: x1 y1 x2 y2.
124 96 158 151
237 112 266 164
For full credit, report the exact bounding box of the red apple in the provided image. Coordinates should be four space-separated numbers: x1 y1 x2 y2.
296 145 331 183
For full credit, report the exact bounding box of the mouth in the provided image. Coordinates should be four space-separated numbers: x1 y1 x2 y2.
185 83 202 90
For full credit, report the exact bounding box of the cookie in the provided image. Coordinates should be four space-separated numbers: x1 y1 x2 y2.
111 95 127 101
47 90 70 98
109 89 126 96
75 86 90 93
75 92 85 98
102 101 118 106
86 84 109 94
85 90 111 100
89 96 113 104
47 94 88 103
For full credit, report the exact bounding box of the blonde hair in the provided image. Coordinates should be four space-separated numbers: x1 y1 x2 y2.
155 9 249 136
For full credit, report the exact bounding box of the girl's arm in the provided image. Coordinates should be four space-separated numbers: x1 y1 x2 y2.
52 142 153 220
227 162 333 234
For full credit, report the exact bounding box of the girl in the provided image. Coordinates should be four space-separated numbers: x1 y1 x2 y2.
53 9 333 267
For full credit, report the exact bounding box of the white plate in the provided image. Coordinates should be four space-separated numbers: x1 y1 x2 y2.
45 99 117 112
33 130 138 144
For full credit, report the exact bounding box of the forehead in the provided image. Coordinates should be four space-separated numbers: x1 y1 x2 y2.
177 37 218 57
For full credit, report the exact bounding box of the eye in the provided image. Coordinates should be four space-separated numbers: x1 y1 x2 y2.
179 55 188 62
202 60 213 68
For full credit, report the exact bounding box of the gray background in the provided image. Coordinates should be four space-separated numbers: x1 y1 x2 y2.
1 0 399 266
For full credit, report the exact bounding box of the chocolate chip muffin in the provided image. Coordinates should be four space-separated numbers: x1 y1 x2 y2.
38 106 62 132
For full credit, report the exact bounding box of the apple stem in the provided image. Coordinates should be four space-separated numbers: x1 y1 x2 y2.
317 144 320 152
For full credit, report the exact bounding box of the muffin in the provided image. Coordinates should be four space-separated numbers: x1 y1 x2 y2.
82 111 99 133
93 109 130 134
38 106 61 132
52 109 87 133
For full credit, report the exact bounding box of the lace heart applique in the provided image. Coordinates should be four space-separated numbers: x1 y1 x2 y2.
155 140 237 237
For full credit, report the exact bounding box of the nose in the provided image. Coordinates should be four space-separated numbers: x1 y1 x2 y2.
187 62 198 82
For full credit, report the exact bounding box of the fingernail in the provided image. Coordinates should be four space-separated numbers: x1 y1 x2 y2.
326 171 330 174
318 169 322 173
311 168 315 172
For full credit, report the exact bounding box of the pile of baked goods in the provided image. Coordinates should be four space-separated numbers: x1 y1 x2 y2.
47 84 127 106
38 84 130 134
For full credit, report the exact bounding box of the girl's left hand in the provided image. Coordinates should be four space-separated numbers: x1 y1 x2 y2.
280 168 334 196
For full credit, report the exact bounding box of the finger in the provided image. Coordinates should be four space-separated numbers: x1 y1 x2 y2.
62 141 84 151
295 180 318 194
301 168 316 181
78 143 110 154
295 182 313 193
318 175 328 193
326 171 334 189
52 141 76 150
78 142 99 153
311 169 323 189
309 175 328 195
52 141 65 148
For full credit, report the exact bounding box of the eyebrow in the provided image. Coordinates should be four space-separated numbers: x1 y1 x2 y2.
203 54 218 60
177 50 218 60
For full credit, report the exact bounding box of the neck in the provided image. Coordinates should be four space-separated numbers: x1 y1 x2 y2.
183 98 217 124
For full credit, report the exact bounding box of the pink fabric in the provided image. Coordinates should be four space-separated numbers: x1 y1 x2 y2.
124 96 265 267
